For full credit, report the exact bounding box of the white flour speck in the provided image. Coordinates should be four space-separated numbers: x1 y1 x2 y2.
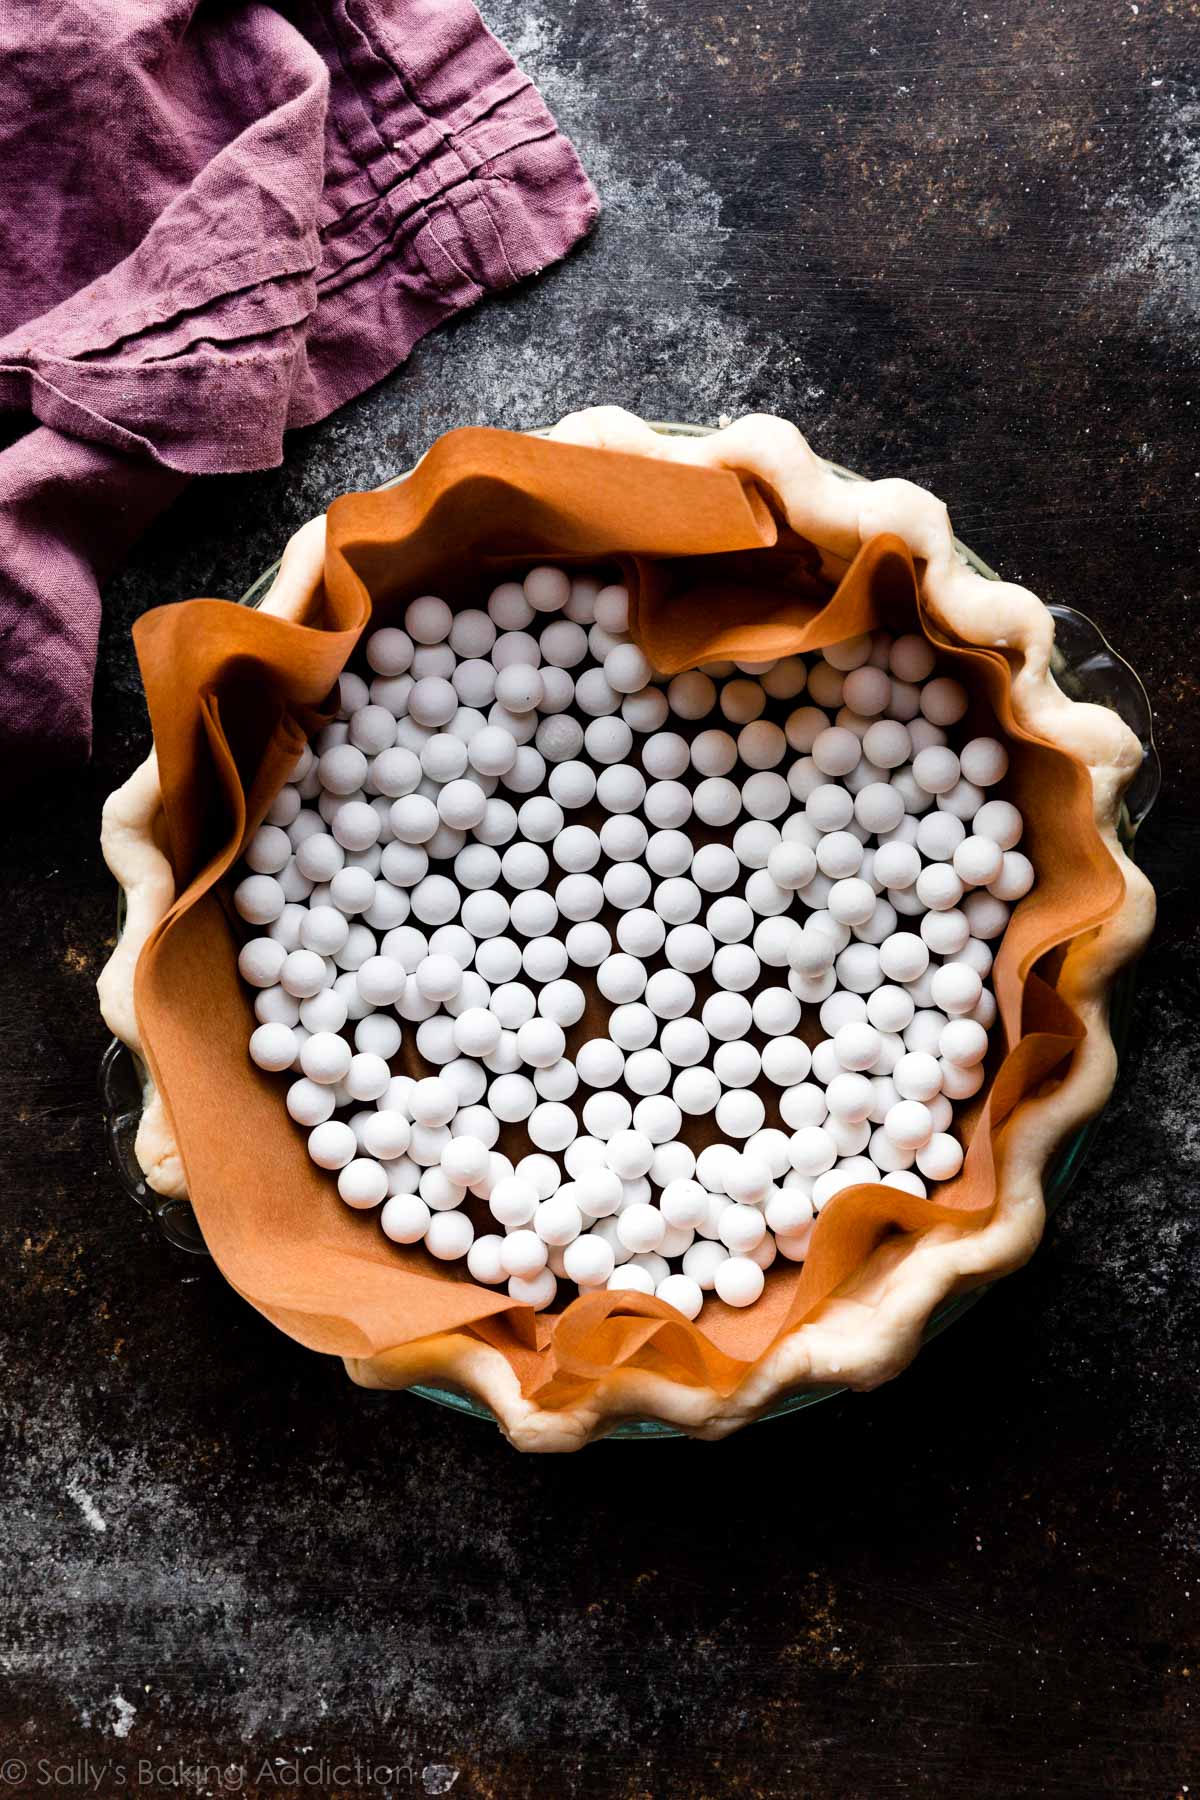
108 1693 136 1739
66 1482 107 1534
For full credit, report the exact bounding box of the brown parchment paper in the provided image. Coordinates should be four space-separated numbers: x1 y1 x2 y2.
132 427 1127 1404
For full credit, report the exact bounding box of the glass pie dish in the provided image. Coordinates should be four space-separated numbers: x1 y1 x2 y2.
100 423 1160 1437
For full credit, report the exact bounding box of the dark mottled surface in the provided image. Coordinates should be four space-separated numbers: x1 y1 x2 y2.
3 0 1199 1794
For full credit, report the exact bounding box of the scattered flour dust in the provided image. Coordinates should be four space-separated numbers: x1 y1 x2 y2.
408 3 824 427
66 1480 107 1533
421 1768 460 1795
1101 98 1200 331
107 1693 137 1738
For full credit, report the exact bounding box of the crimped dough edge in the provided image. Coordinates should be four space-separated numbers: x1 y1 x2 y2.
98 412 1155 1451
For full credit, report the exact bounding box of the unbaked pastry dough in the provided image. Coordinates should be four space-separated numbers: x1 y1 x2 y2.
99 411 1155 1450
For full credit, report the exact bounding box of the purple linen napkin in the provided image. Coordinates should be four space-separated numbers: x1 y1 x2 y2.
0 0 598 763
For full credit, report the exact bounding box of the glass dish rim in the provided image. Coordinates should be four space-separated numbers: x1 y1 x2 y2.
102 420 1159 1438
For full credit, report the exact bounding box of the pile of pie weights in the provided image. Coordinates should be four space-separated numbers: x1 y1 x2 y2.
233 565 1034 1322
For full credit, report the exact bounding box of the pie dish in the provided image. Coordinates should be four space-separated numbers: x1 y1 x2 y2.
98 409 1157 1449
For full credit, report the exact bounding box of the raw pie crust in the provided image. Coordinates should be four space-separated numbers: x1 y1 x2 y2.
98 409 1156 1451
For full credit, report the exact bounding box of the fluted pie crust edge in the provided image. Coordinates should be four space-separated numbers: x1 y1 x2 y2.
98 411 1155 1451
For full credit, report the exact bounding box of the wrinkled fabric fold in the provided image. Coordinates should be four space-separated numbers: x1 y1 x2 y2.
0 431 189 751
0 0 598 764
129 426 1129 1409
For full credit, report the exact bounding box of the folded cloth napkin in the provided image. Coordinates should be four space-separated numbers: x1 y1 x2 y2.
0 0 598 764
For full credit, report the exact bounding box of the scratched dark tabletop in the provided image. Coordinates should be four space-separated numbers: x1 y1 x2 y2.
4 2 1198 1795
